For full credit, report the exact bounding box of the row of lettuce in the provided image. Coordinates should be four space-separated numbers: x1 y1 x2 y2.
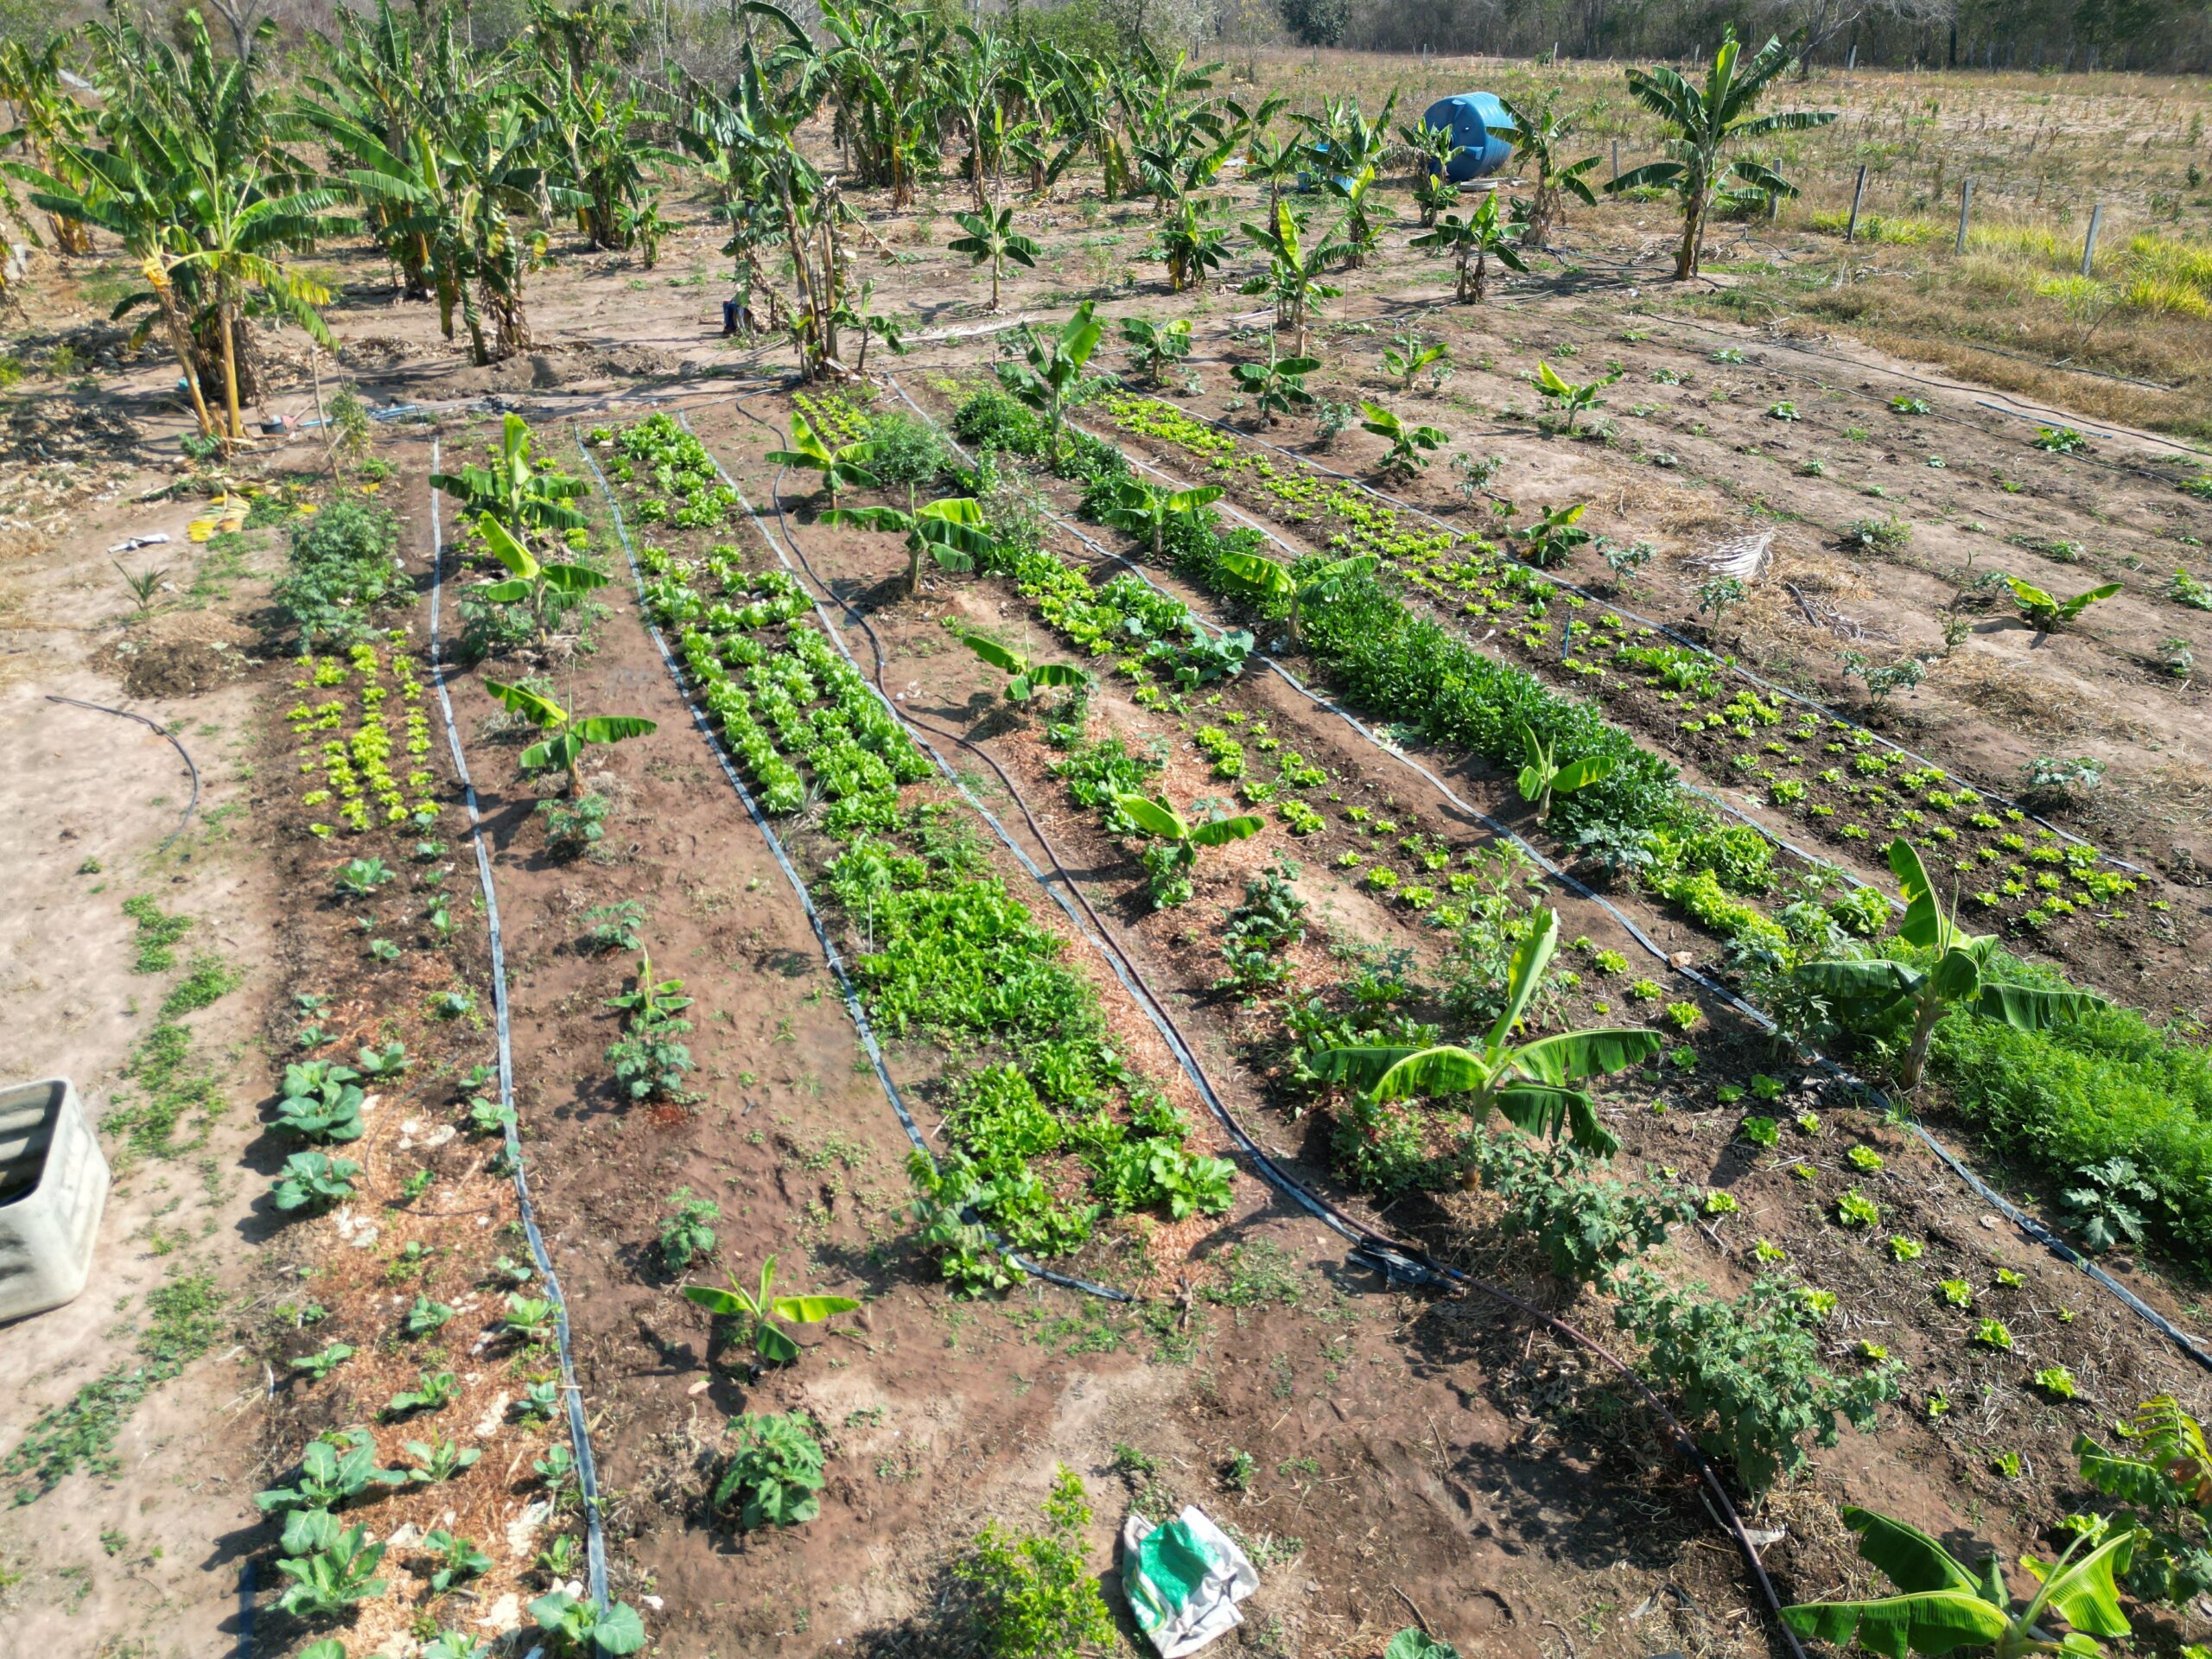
594 416 1236 1294
935 384 2212 1274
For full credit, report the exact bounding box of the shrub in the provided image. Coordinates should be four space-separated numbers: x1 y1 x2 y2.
713 1412 825 1529
954 1465 1116 1659
1614 1268 1902 1493
951 386 1046 459
272 501 402 647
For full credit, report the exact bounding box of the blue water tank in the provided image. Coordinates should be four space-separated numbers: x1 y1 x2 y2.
1421 93 1515 182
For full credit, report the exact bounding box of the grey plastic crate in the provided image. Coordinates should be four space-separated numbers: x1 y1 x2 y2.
0 1078 109 1324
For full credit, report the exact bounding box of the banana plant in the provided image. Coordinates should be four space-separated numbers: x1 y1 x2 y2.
1113 793 1263 908
1358 403 1446 479
681 1254 861 1364
1122 315 1193 385
1782 1505 2133 1659
1396 118 1465 226
1791 839 2107 1090
946 204 1038 311
1408 193 1527 302
1534 360 1618 434
1096 479 1223 560
2005 576 2120 639
1312 908 1656 1154
1497 90 1601 251
765 410 880 511
1321 163 1393 269
431 414 588 534
961 634 1090 703
1237 199 1343 354
1382 335 1449 391
823 494 993 597
1516 725 1618 822
1001 300 1103 467
1604 30 1837 279
1147 194 1230 293
480 678 656 795
1216 547 1376 645
472 513 609 651
1232 345 1321 427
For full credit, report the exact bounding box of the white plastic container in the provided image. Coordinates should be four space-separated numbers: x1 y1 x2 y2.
0 1078 109 1324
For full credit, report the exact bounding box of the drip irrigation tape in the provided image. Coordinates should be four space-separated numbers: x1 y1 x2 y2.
425 442 612 1610
1155 400 2145 874
715 387 1820 1659
569 425 1128 1304
45 695 201 852
890 378 2212 1380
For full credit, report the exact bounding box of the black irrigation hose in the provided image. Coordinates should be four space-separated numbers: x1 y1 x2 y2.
1149 398 2148 874
569 424 1129 1305
886 378 2212 1381
46 695 201 852
424 441 613 1611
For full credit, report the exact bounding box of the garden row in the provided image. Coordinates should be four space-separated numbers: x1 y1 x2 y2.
260 480 644 1659
588 412 1240 1295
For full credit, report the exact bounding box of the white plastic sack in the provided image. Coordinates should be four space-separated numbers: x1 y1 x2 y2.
1119 1505 1260 1657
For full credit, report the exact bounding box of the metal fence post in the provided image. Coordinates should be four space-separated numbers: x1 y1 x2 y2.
1846 164 1869 242
2081 203 2104 276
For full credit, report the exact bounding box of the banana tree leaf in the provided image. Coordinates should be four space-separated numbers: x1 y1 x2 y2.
821 505 909 532
1187 814 1264 848
2024 1527 2133 1639
1887 838 1944 947
681 1286 750 1317
1930 946 1985 1003
2059 582 2122 620
1217 546 1294 598
479 578 532 604
1489 909 1561 1049
1796 958 1921 1004
542 563 611 594
1554 754 1616 791
1318 1044 1490 1103
1492 1083 1616 1154
1030 663 1089 689
1516 762 1545 801
1974 977 2107 1033
963 634 1027 675
1115 793 1188 841
1509 1027 1662 1086
1166 486 1222 512
1781 1591 2012 1659
571 716 656 744
754 1322 800 1363
772 1294 861 1323
1840 1506 1993 1596
482 677 563 728
479 512 539 578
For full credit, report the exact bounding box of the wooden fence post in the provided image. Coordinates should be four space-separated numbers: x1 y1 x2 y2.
2080 203 2104 276
1846 164 1869 241
1611 139 1619 181
1954 178 1973 255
